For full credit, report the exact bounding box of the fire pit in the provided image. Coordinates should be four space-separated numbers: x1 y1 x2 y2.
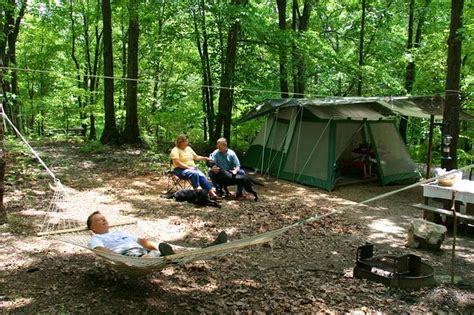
353 244 436 290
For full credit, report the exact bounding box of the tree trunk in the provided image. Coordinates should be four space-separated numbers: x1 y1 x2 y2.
442 0 464 170
89 113 97 141
119 20 127 132
100 0 119 144
0 105 6 224
277 0 289 98
192 0 215 143
214 0 247 143
10 43 20 131
399 0 415 143
88 25 102 141
123 0 141 144
400 0 430 142
291 0 311 98
200 0 215 143
357 0 367 96
71 2 87 137
0 0 26 130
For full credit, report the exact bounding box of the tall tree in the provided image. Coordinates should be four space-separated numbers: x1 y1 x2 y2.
214 0 247 143
69 0 87 136
192 0 215 142
356 0 367 96
277 0 289 98
399 0 430 142
71 0 102 140
0 105 5 224
123 0 141 144
0 0 27 130
87 20 103 141
291 0 312 98
442 0 464 170
100 0 119 144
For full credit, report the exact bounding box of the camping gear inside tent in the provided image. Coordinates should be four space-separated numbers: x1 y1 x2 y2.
240 97 442 191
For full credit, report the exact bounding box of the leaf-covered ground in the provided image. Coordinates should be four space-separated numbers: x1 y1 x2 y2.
1 141 474 313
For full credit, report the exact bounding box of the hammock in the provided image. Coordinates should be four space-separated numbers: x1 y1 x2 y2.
2 107 472 275
34 180 288 275
1 109 285 274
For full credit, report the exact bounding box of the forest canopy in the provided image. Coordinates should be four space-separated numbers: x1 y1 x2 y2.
0 0 472 164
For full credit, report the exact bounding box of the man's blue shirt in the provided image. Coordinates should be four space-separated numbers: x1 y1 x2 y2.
210 149 240 171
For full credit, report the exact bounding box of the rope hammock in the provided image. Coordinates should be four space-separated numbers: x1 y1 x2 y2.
0 108 287 275
35 181 285 275
1 106 472 275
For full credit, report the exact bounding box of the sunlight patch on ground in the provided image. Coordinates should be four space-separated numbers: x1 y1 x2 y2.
20 208 51 216
121 188 142 195
5 189 25 203
366 218 407 245
162 282 219 294
232 278 261 289
30 189 47 195
130 180 153 188
0 237 54 271
78 161 96 169
0 298 34 311
46 186 135 224
450 242 474 263
368 218 405 234
138 219 187 242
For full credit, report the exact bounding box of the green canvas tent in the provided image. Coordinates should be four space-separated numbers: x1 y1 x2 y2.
240 97 444 191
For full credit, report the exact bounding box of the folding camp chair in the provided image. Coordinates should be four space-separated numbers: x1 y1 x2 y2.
164 161 193 194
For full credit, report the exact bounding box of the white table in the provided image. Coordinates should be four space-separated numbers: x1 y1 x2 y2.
418 180 474 223
423 180 474 205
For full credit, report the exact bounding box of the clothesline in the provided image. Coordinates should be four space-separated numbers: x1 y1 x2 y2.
0 65 457 99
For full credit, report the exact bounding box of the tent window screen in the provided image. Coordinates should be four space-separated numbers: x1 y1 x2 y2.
266 119 290 150
370 122 416 176
283 121 329 180
334 122 364 160
253 115 275 146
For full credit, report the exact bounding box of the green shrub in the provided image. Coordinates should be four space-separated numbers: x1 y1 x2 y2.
79 141 111 154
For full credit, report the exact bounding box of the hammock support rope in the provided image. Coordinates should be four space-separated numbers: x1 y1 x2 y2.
1 106 472 275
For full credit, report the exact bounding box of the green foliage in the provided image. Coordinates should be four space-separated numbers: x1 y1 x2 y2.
3 0 471 166
79 141 112 154
457 148 473 167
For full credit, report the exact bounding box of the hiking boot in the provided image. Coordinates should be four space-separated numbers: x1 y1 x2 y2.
208 231 228 247
158 242 175 256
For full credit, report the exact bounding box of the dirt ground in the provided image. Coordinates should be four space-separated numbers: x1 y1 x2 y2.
1 141 473 313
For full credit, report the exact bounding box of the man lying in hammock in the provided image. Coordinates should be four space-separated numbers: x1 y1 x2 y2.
87 211 228 257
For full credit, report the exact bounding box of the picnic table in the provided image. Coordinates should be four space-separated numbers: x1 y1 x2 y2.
413 179 474 224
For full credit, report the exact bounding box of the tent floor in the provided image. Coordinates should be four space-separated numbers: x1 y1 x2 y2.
335 175 378 187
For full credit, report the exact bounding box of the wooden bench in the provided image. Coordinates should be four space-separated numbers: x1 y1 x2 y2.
412 203 474 223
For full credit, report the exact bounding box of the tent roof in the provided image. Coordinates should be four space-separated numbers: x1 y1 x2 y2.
238 96 474 122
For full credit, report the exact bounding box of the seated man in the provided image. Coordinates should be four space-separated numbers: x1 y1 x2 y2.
87 211 228 257
209 137 245 197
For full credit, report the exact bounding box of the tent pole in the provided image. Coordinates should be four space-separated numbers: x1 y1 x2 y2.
426 114 435 178
293 106 304 181
295 119 332 182
265 109 279 176
261 116 268 173
0 103 6 224
276 108 298 178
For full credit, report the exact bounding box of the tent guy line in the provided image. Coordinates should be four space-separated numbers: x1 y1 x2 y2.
0 65 458 99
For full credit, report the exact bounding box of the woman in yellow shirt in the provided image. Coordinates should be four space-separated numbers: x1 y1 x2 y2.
170 134 220 199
